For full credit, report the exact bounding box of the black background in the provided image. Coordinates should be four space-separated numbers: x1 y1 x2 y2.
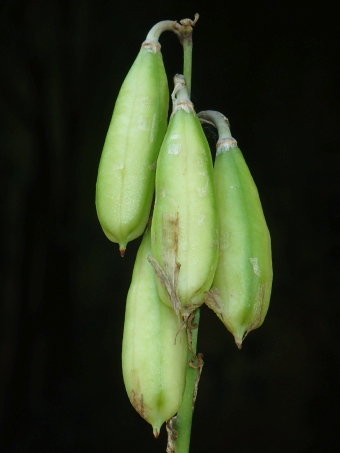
1 0 339 452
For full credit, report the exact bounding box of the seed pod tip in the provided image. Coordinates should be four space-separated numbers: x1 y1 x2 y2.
235 337 243 350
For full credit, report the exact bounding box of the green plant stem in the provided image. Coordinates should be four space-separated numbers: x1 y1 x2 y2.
173 14 198 99
182 37 193 97
173 309 202 453
145 20 177 42
197 110 232 138
166 16 200 452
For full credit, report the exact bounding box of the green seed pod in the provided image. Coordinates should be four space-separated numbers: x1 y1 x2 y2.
122 227 188 438
150 76 219 316
96 21 174 255
199 110 273 349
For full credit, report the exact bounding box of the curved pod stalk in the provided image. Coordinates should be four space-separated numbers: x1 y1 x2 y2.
199 111 273 349
151 76 219 316
96 22 174 255
122 228 188 438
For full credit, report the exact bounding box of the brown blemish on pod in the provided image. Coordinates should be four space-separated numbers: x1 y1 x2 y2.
130 387 162 437
205 287 224 318
130 390 148 420
147 212 182 316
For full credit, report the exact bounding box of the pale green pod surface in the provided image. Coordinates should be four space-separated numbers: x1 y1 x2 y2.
151 96 219 314
122 228 188 437
209 144 273 348
96 42 169 254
